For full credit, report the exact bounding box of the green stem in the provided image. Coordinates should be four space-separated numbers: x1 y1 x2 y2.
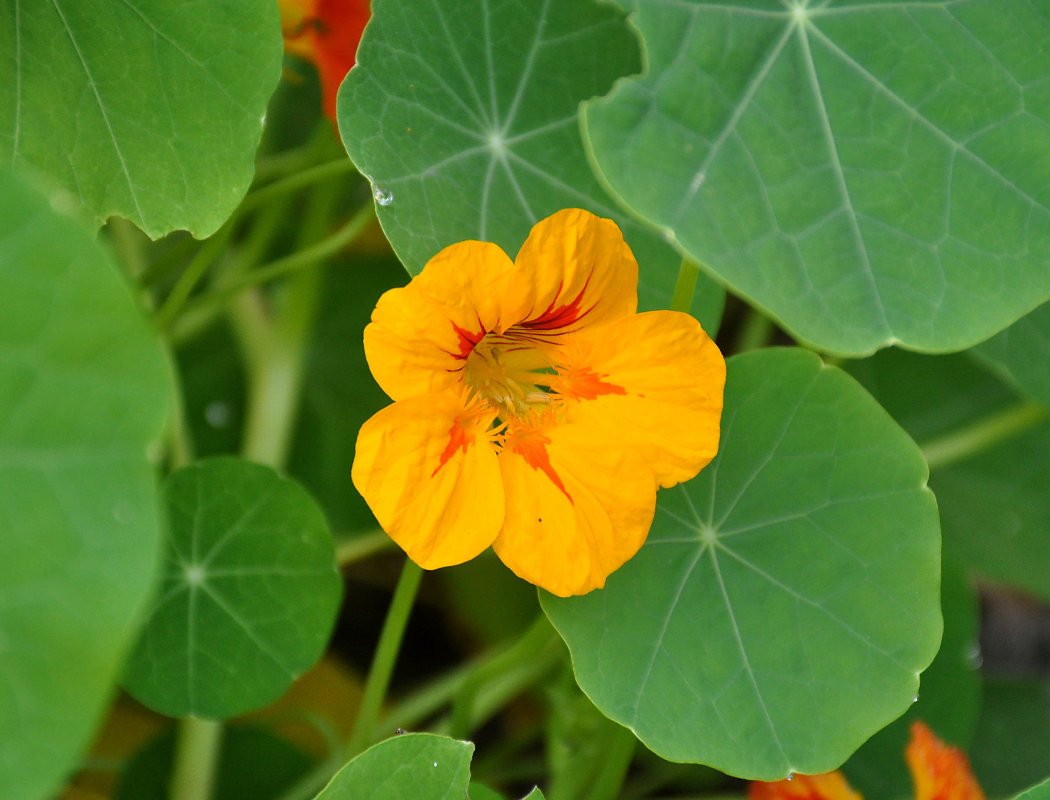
168 717 223 800
670 259 700 314
153 220 237 330
921 400 1049 471
587 726 636 800
448 615 559 739
241 158 357 212
734 309 775 353
335 529 395 566
347 558 424 756
174 204 374 328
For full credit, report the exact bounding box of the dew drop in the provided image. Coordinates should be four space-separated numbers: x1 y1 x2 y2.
432 762 438 768
912 694 920 703
204 401 230 429
373 185 394 206
786 773 794 782
395 728 406 735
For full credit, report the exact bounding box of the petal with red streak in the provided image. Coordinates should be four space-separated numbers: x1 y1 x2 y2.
352 393 503 569
493 416 656 597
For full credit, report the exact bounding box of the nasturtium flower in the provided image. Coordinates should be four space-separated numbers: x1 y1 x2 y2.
749 722 985 800
352 209 725 596
280 0 370 121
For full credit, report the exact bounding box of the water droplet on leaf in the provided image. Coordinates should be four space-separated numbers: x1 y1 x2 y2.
786 773 794 782
373 185 394 206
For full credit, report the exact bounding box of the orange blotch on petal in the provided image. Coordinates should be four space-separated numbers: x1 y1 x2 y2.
749 772 863 800
555 365 626 401
352 393 503 569
494 419 656 597
563 310 724 488
504 419 572 503
906 721 985 800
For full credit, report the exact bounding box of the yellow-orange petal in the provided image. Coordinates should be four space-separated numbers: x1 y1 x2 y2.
492 414 656 596
351 393 504 569
556 310 725 488
906 721 985 800
749 772 863 800
511 208 637 335
363 240 521 402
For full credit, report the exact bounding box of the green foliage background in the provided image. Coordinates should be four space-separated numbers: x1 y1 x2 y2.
2 0 1050 798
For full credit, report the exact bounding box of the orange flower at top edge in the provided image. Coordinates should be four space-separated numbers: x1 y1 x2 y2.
749 722 984 800
280 0 371 121
351 209 726 597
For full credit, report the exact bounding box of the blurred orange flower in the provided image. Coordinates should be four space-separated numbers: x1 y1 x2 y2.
749 722 984 800
280 0 370 121
352 209 725 596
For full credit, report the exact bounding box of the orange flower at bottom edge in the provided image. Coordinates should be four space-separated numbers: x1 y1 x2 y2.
351 208 726 597
280 0 370 121
749 721 984 800
906 721 985 800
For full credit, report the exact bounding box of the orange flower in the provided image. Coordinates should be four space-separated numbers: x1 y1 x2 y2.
351 209 725 596
750 772 862 800
906 721 985 800
750 722 984 800
280 0 370 121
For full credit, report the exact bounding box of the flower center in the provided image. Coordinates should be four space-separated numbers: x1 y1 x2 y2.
463 333 554 419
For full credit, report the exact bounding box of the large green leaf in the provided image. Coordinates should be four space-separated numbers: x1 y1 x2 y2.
542 348 941 779
976 300 1050 407
315 733 473 800
337 0 724 325
0 168 171 800
585 0 1050 355
0 0 282 238
123 457 342 718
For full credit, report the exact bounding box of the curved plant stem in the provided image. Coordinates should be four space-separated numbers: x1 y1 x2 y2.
153 219 237 330
241 157 357 212
448 615 559 739
670 258 700 314
921 400 1049 471
168 717 223 800
734 310 775 353
347 558 425 756
172 203 374 332
335 529 395 566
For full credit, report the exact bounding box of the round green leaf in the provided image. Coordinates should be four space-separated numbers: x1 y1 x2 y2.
337 0 724 325
316 733 473 800
0 0 282 238
123 457 342 719
585 0 1050 354
0 168 171 800
542 348 941 779
976 301 1050 408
